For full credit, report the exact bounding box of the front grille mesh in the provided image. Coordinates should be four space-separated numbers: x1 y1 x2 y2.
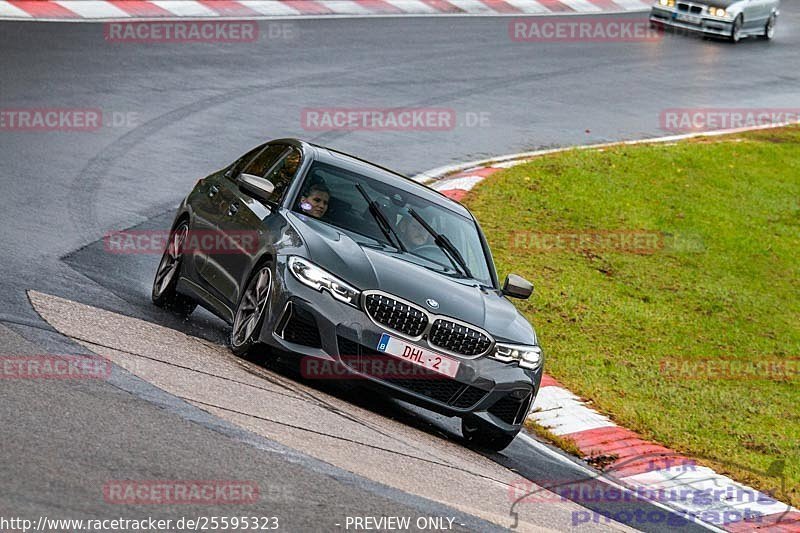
488 396 525 424
677 2 702 13
381 377 465 404
452 386 487 409
429 319 492 356
364 291 494 356
281 305 322 348
337 336 359 358
365 293 428 337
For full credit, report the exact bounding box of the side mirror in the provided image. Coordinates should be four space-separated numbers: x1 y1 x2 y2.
238 173 275 202
502 274 533 299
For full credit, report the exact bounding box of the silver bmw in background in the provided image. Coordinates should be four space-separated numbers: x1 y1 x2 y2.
650 0 780 42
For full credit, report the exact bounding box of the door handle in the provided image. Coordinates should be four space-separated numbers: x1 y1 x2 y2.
227 203 239 217
208 185 220 198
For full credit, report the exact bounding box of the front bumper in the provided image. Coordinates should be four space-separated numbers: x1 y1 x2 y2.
259 257 542 434
650 6 734 37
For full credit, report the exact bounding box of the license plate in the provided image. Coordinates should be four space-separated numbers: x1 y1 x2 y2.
376 333 460 379
674 13 700 24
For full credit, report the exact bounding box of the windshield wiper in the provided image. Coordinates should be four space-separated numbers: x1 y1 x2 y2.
355 183 407 252
407 208 473 279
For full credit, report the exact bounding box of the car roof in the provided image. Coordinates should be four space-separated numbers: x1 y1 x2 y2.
269 138 474 219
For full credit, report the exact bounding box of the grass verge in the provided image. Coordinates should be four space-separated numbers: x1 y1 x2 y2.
525 418 583 458
466 126 800 507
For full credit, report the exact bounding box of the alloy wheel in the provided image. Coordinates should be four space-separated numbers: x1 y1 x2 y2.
232 267 272 348
153 223 188 299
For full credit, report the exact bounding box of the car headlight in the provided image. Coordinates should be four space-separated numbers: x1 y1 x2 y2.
288 256 360 308
658 0 675 7
492 343 543 370
708 6 727 17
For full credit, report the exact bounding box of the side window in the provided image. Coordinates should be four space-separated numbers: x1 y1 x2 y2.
263 147 302 203
226 144 265 180
241 144 288 179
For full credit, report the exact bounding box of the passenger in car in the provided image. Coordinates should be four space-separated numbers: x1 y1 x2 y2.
298 182 330 219
277 151 301 181
397 214 433 249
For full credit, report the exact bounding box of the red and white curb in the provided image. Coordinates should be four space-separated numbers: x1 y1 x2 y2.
0 0 652 21
414 126 800 532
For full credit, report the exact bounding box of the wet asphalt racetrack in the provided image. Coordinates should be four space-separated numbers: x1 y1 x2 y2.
1 8 799 531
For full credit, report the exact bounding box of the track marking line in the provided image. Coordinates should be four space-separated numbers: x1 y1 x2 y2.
0 0 31 17
53 0 128 18
149 0 218 17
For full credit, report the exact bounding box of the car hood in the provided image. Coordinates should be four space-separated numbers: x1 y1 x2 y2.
703 0 741 8
287 213 536 344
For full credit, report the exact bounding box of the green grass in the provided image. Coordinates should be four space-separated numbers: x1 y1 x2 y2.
525 418 583 458
466 126 800 507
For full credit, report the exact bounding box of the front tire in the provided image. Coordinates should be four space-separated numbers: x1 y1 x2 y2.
152 221 197 316
730 14 744 43
763 14 776 41
462 415 518 452
230 265 273 357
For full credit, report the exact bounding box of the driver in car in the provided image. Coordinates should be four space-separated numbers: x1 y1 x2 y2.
298 182 330 219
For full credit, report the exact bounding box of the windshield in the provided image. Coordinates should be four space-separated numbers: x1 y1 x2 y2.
292 161 495 286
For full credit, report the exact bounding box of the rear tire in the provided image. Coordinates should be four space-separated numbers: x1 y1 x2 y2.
230 264 273 357
151 221 197 316
462 415 518 452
